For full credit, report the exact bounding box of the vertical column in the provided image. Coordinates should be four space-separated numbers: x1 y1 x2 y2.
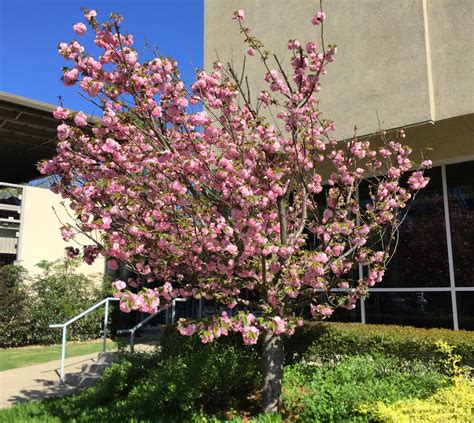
422 0 436 122
102 299 109 353
441 164 459 330
171 300 176 324
360 267 366 324
16 185 26 263
356 187 366 323
60 326 67 384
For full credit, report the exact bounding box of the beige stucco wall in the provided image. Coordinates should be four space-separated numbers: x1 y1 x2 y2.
427 0 474 121
204 0 474 144
17 186 105 277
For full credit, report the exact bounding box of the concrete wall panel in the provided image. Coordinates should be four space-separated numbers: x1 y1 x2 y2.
18 186 105 277
205 0 473 142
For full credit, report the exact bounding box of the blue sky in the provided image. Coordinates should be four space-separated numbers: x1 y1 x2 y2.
0 0 203 114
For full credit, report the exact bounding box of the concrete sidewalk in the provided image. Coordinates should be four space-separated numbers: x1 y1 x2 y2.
0 353 98 409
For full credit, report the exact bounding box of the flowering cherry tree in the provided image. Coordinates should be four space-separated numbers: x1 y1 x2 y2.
40 6 430 412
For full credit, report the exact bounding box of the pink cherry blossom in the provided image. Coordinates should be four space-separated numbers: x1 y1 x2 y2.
113 280 127 291
73 112 88 126
63 68 79 86
53 106 69 120
84 10 97 21
56 123 71 141
73 22 87 35
179 324 197 336
232 9 245 20
107 259 119 271
311 11 326 25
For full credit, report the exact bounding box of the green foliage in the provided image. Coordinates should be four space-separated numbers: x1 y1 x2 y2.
282 354 448 422
0 259 107 347
0 264 33 347
0 346 260 422
29 259 104 345
0 349 450 422
120 343 259 420
434 339 469 379
1 324 471 421
286 321 474 366
160 323 257 359
358 378 474 422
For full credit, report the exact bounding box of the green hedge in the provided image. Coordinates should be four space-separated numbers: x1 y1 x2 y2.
2 323 472 422
357 378 474 423
161 321 474 366
285 322 474 366
283 354 448 422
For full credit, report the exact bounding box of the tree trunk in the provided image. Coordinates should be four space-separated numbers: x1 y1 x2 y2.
261 330 284 414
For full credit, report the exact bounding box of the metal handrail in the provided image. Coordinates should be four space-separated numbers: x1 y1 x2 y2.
49 296 119 384
116 298 186 352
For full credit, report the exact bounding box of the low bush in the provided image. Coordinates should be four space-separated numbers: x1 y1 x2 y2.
282 354 448 422
358 378 474 422
285 321 474 366
0 349 453 422
2 321 472 421
0 346 261 422
160 320 474 368
119 343 260 420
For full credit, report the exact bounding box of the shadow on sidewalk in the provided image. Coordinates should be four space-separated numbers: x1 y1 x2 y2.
6 380 77 407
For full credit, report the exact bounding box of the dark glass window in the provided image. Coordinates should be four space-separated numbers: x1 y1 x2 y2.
456 292 474 330
330 300 362 323
361 167 450 288
365 291 453 329
0 253 16 266
447 161 474 287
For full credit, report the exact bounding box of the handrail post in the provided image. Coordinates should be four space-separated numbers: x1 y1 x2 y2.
130 331 135 353
102 299 110 353
171 300 176 324
60 326 67 384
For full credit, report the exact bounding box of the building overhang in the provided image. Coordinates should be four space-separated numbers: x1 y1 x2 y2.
0 91 59 183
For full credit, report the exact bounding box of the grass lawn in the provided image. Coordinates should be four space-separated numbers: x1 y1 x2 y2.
0 339 117 371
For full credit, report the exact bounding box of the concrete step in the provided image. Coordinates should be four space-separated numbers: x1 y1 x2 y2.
97 351 119 364
80 362 108 374
64 352 119 389
64 372 102 389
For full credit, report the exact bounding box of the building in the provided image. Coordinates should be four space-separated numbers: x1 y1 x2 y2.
204 0 474 329
0 91 105 277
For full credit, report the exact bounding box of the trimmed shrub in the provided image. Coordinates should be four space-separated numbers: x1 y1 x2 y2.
161 321 474 367
282 354 448 422
285 321 474 366
121 343 260 419
0 339 466 422
358 378 474 422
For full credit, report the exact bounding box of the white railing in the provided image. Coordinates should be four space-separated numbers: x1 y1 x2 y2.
116 298 186 352
49 297 119 384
